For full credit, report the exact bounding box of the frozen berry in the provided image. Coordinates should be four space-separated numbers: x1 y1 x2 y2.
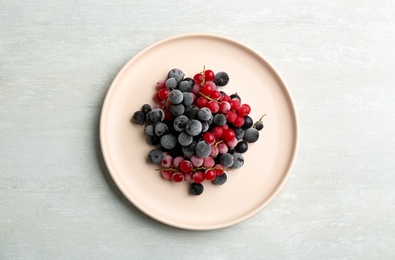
243 128 259 143
148 149 164 164
255 121 264 130
160 134 177 149
168 68 184 82
132 111 145 125
215 71 229 86
190 183 204 195
212 173 227 185
235 141 248 153
232 153 244 169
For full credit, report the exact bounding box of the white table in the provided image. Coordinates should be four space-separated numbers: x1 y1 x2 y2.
1 1 394 259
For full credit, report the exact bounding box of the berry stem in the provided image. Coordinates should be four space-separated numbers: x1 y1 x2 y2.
253 114 266 127
214 140 223 147
198 91 220 103
201 65 206 86
155 167 178 172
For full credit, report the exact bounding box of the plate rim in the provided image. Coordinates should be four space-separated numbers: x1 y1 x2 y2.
100 32 299 230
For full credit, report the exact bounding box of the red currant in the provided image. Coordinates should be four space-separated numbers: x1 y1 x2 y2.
226 111 237 123
203 156 215 168
207 100 219 113
172 156 184 168
192 84 201 96
196 96 208 108
161 170 173 180
219 101 231 113
172 172 184 182
204 169 216 181
226 137 238 148
200 83 213 96
210 145 219 157
193 171 205 183
223 129 235 142
203 132 215 145
179 160 193 173
230 99 241 110
210 90 221 100
233 116 245 127
153 92 161 103
184 172 193 181
194 73 203 84
220 95 231 102
212 126 224 139
204 70 215 81
158 88 170 100
214 164 225 175
239 104 251 116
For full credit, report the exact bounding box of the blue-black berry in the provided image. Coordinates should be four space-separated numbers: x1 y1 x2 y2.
212 173 227 185
190 183 204 195
214 71 229 86
132 111 145 125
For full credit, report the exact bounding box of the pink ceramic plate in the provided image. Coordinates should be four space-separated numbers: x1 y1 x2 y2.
100 33 298 230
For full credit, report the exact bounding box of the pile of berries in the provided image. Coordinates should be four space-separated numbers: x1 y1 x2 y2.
131 67 264 195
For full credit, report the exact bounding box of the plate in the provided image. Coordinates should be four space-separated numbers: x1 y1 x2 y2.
100 33 298 230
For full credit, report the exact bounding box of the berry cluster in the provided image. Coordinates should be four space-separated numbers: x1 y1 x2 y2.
131 67 264 195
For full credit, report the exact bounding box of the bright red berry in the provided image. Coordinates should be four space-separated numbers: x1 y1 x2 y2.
172 172 184 182
223 129 236 142
205 169 216 181
212 126 224 139
230 99 241 110
179 160 193 173
214 164 225 175
196 96 208 108
203 132 215 145
239 104 251 116
158 88 170 100
207 100 219 113
204 70 215 81
220 95 231 102
226 111 237 123
193 171 205 183
233 116 245 127
194 73 203 84
201 83 213 96
210 90 221 100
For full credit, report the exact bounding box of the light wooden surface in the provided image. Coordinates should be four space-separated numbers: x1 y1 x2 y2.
1 1 395 259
